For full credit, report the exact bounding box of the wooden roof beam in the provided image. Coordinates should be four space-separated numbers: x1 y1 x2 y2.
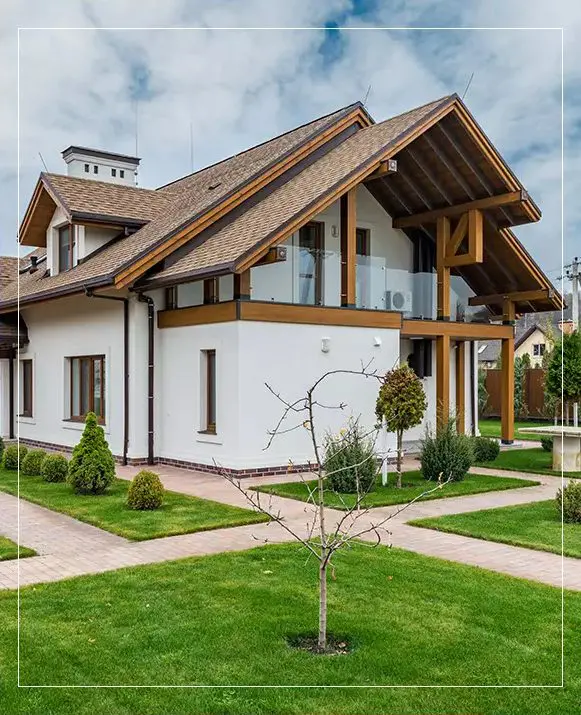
468 289 554 307
363 159 397 182
405 146 454 204
392 190 525 228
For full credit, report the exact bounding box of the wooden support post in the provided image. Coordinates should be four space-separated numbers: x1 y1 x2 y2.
233 270 251 300
468 208 483 263
500 336 515 444
502 298 516 325
455 341 466 434
340 188 357 307
436 216 451 320
436 334 450 431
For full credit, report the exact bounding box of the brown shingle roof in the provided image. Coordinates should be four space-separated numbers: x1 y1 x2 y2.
150 97 452 281
43 173 171 223
0 256 19 290
3 102 364 305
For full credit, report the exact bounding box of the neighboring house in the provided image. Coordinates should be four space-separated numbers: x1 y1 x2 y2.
0 94 563 472
479 324 551 369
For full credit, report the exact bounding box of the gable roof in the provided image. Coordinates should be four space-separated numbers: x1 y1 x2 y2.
2 95 562 314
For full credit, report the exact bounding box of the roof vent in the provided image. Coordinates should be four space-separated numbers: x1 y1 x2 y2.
208 182 222 191
61 146 141 186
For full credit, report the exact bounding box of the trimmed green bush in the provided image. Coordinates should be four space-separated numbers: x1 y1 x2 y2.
472 436 500 463
41 453 69 483
2 444 28 471
324 421 378 495
21 449 47 476
127 470 165 510
0 436 4 463
557 480 581 523
68 412 115 494
541 436 553 453
420 418 474 483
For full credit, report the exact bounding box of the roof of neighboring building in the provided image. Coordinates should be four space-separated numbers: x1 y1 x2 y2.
61 146 141 164
478 321 553 364
2 95 563 314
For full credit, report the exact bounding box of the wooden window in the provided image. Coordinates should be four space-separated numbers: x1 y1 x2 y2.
69 355 105 421
58 225 76 272
298 222 324 305
201 350 216 434
21 360 33 417
356 228 370 308
203 278 219 304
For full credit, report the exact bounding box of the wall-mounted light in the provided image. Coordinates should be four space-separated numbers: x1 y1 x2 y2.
321 337 331 353
373 336 382 347
331 225 339 238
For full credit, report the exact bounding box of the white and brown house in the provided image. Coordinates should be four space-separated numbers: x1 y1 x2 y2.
0 95 563 475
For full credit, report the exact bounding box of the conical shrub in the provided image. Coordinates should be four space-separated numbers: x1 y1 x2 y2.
68 412 115 494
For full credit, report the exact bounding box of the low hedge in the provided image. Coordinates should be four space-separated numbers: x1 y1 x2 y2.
41 453 69 483
21 449 47 476
2 444 28 471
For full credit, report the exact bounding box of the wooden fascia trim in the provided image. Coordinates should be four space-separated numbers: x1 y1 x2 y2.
501 228 562 305
234 101 458 273
157 301 237 328
468 288 554 307
114 108 371 289
392 190 523 228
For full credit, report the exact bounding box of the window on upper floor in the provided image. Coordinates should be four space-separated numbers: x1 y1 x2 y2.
533 343 545 357
111 168 116 177
69 355 105 422
298 222 324 305
93 165 98 174
84 164 89 173
20 360 33 418
58 225 76 272
120 170 125 178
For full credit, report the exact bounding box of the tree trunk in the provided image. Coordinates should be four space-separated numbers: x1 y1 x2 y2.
396 431 403 488
318 558 328 651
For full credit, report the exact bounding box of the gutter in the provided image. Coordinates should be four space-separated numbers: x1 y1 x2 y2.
137 292 155 465
84 288 129 466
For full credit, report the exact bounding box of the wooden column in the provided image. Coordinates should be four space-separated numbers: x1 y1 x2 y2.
502 298 516 325
436 334 450 431
340 188 357 307
500 336 515 443
436 216 451 320
233 270 251 301
455 341 466 434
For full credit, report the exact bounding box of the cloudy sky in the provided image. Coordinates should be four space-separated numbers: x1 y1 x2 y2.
1 0 579 291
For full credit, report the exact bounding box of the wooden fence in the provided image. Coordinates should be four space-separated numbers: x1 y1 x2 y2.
483 368 552 419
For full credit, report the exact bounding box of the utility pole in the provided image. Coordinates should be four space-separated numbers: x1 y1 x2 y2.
563 257 580 426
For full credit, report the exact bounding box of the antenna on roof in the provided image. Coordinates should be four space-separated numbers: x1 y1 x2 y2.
38 152 49 172
461 72 474 101
363 84 372 109
133 99 139 186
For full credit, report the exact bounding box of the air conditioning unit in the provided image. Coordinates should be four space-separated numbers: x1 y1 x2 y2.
385 290 413 312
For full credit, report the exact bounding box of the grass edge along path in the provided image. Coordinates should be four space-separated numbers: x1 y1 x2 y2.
409 499 581 559
252 470 540 510
0 468 266 541
0 536 35 562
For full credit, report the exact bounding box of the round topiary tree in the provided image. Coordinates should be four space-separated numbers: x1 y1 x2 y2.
127 470 165 510
2 444 28 471
546 330 581 418
471 436 500 463
41 453 69 483
21 449 47 476
68 412 115 494
375 363 427 488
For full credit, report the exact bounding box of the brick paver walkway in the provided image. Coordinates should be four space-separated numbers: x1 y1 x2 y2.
0 462 579 591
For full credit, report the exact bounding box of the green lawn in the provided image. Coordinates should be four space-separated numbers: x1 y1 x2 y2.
0 468 266 541
478 446 581 478
253 470 539 510
0 536 35 562
479 418 553 439
1 542 579 714
410 499 581 559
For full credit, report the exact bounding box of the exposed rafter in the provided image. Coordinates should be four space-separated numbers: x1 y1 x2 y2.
363 158 397 182
392 191 525 228
468 288 555 306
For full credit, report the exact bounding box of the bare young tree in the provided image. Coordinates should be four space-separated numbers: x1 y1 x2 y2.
218 363 449 652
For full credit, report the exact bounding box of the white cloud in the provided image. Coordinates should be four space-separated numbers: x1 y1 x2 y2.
0 0 579 290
